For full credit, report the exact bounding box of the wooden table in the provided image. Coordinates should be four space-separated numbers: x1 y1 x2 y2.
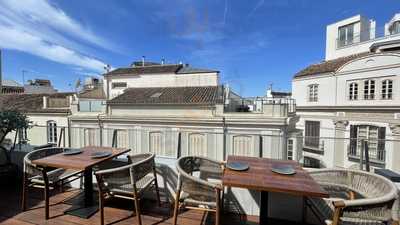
32 146 130 218
222 156 329 225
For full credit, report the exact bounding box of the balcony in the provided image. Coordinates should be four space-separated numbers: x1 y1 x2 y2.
336 25 400 49
224 97 296 117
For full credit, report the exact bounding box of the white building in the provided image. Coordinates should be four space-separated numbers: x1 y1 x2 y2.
69 61 299 163
293 13 400 172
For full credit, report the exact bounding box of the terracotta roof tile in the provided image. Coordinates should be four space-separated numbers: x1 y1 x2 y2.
0 93 73 113
294 52 372 78
78 87 105 99
105 64 183 76
108 86 223 105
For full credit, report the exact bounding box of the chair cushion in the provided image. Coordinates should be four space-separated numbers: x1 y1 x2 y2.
30 168 82 184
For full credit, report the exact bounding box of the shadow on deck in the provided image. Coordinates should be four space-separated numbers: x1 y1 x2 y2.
0 178 309 225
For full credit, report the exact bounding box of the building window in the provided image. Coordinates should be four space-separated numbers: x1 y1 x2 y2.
287 139 294 160
364 80 375 100
338 23 355 47
47 121 57 144
78 100 103 112
390 21 400 35
349 125 386 162
381 80 393 100
112 82 127 89
305 121 320 148
308 84 318 102
349 82 358 100
18 128 28 144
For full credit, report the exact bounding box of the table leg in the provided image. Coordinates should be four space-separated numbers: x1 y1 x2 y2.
259 191 269 225
65 167 98 218
84 168 93 206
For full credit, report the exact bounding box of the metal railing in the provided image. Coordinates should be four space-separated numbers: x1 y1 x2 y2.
4 125 399 171
336 25 400 49
225 97 296 114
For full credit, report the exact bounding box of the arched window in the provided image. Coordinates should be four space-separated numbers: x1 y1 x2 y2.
47 121 57 144
364 80 375 100
308 84 318 102
349 82 358 100
381 79 393 100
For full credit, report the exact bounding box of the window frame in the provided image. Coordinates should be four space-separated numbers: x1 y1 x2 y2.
363 79 375 100
381 79 393 100
390 21 400 35
348 82 358 100
304 121 320 149
287 139 294 160
308 84 319 102
338 23 355 47
47 120 57 144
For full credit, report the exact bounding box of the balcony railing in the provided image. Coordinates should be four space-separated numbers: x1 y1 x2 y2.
336 25 400 49
225 97 296 115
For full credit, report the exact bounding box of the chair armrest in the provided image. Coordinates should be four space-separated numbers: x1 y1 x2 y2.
94 163 132 176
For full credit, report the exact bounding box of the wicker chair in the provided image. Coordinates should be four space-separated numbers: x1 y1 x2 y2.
307 169 399 225
173 156 224 225
22 147 83 219
94 153 161 225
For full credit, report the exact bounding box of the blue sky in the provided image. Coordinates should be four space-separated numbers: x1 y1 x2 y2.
0 0 398 96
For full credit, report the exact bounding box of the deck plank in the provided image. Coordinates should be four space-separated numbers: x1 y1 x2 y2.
0 180 308 225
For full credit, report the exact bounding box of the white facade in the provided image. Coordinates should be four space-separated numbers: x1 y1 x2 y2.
105 71 218 99
326 14 400 60
293 12 400 172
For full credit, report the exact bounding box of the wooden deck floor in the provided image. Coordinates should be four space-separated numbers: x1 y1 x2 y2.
0 179 307 225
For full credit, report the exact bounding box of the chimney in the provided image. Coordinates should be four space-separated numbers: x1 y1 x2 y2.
43 96 48 109
142 56 145 66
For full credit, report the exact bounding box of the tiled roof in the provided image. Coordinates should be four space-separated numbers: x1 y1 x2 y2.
78 87 105 99
177 66 219 74
105 64 183 76
0 93 73 113
294 52 372 78
108 86 223 105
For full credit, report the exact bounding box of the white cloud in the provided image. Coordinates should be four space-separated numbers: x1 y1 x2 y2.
0 26 105 72
0 0 110 72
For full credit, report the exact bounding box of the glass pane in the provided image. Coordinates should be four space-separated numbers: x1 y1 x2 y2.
90 101 103 112
79 101 91 112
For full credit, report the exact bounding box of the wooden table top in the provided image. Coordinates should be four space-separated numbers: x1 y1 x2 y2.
223 156 329 198
32 146 130 170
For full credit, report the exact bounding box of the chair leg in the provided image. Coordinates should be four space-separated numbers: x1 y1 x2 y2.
42 169 50 220
134 197 142 225
154 178 161 207
173 190 181 225
21 172 28 211
99 192 105 225
215 189 221 225
331 207 342 225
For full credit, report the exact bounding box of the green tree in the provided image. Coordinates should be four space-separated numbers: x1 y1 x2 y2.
0 111 31 163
